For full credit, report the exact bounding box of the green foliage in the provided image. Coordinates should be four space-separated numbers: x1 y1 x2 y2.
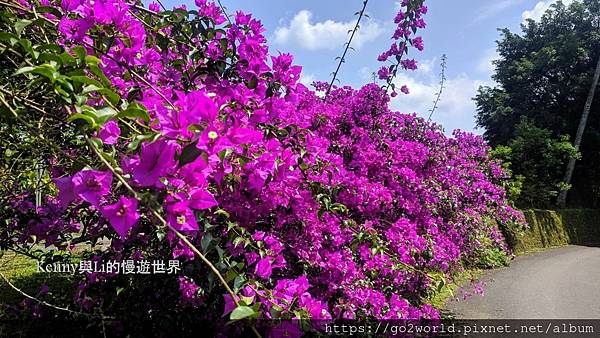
475 0 600 207
494 119 579 208
489 145 524 205
471 235 512 269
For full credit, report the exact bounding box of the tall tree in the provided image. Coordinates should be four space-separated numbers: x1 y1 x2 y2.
557 55 600 207
475 0 600 207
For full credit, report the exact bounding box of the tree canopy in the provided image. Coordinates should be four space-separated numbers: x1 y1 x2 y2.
475 0 600 207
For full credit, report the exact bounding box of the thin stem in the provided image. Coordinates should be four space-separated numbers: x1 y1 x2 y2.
61 229 112 246
31 6 51 45
0 86 48 115
0 0 27 11
324 0 369 99
155 0 167 11
6 247 38 260
216 0 233 25
0 91 19 118
428 54 447 121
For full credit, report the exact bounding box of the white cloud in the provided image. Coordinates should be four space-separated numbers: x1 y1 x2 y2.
273 10 384 51
477 48 500 75
475 0 525 22
389 70 491 134
299 73 316 86
521 0 575 22
418 58 436 74
358 66 375 82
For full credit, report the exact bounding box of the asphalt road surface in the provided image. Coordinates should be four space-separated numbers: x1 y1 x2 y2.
447 245 600 319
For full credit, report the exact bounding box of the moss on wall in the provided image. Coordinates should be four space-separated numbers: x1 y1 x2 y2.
508 209 600 255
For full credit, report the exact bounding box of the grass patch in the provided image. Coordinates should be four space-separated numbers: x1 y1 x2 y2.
0 251 82 336
0 251 78 304
426 268 484 313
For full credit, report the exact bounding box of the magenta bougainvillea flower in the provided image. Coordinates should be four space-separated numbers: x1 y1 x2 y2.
71 170 112 206
97 120 121 145
254 257 273 279
158 90 218 139
377 66 390 80
413 36 424 51
54 176 77 208
131 139 179 187
186 90 219 122
165 198 199 232
227 126 264 145
59 0 83 12
57 17 91 42
100 196 140 238
188 188 219 210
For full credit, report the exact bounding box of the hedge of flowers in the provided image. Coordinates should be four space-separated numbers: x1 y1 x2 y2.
1 0 524 336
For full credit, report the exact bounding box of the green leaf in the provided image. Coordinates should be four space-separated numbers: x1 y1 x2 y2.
67 113 96 127
84 55 101 65
69 106 117 128
70 76 103 88
240 295 255 306
15 19 32 37
84 55 112 85
81 84 102 94
230 306 256 320
15 64 58 82
245 76 258 89
178 141 202 167
437 279 445 293
14 66 35 75
116 103 150 123
94 107 118 125
37 6 62 17
88 64 112 87
82 85 120 105
38 53 63 65
100 89 120 105
214 209 230 218
232 236 245 247
0 32 19 46
18 39 37 59
233 274 245 292
201 232 214 253
72 46 87 61
59 51 77 66
127 133 157 152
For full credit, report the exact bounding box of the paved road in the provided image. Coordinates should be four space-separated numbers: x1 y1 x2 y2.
447 245 600 319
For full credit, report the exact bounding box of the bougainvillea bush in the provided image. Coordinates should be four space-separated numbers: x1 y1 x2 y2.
0 0 524 336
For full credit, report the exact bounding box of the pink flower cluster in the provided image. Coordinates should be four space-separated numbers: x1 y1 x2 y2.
377 0 428 96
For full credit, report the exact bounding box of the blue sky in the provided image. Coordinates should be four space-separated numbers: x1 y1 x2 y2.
158 0 570 134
